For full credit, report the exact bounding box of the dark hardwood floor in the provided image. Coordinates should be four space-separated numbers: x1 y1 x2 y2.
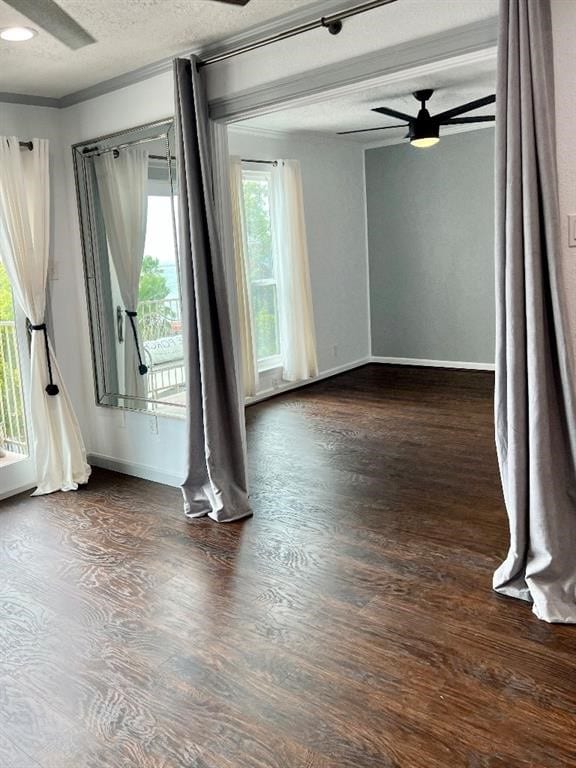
1 363 575 767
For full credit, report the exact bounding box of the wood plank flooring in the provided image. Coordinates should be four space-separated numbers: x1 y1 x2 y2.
1 363 575 767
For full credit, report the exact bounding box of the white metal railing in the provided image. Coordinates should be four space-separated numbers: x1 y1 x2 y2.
137 297 185 402
138 297 182 343
0 321 28 455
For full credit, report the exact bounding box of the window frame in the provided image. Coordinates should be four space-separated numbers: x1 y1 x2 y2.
240 165 283 373
0 264 36 497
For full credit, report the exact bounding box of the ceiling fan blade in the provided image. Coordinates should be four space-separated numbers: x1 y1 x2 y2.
434 94 496 122
337 124 408 135
440 116 495 125
372 106 415 122
210 0 251 4
3 0 95 48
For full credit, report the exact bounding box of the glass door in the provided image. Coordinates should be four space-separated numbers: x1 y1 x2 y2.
0 261 35 499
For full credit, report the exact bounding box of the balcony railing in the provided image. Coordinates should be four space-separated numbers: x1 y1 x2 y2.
138 297 182 343
0 320 28 455
137 297 185 404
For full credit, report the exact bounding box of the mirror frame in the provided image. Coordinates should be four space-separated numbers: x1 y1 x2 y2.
72 117 184 414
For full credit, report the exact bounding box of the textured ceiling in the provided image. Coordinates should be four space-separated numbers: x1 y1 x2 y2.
237 55 497 143
0 0 317 98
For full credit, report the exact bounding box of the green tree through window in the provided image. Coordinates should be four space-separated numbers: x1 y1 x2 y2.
242 172 281 363
138 255 170 303
0 262 14 321
0 261 27 454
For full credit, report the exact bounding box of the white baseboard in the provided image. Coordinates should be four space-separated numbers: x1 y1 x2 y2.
0 482 36 502
246 357 371 406
370 356 495 371
87 452 183 488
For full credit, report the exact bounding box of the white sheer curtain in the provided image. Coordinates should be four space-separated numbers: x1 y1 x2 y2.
95 147 149 404
271 160 318 383
229 156 258 397
0 137 90 495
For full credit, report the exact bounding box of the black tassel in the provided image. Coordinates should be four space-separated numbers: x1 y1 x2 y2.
28 322 59 396
125 310 148 375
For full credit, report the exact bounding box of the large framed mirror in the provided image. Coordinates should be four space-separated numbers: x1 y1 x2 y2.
73 118 185 415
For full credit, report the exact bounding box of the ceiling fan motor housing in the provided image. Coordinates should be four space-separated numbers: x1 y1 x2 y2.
409 111 439 143
413 89 434 104
408 103 440 141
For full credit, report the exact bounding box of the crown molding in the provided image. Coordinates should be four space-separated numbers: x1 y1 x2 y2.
58 57 174 109
210 16 498 122
0 91 60 108
229 121 366 147
0 0 352 109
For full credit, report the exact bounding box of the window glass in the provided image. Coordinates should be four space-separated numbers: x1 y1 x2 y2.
241 170 281 368
0 262 28 457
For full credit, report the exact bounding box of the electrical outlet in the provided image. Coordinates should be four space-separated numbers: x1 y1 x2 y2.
568 214 576 247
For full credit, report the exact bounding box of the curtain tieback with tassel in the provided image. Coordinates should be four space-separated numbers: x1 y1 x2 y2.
124 310 148 375
28 321 59 396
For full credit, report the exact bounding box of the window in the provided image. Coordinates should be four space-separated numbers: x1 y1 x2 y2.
233 157 317 395
241 169 282 371
0 261 28 463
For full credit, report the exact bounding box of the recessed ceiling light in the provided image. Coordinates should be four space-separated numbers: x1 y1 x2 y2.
0 26 37 42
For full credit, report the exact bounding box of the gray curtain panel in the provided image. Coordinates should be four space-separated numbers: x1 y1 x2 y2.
493 0 576 622
173 56 252 523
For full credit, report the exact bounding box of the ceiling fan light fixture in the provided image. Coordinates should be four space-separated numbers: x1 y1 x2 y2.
0 25 37 41
344 90 495 141
409 119 439 149
411 136 440 148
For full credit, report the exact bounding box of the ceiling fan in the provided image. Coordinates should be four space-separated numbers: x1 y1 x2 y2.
1 0 250 50
338 89 496 147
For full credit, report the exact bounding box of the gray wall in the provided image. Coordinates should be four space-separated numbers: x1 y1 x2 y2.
366 128 495 364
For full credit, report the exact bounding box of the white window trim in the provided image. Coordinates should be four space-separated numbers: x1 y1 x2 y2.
258 355 283 373
0 298 36 497
241 166 284 372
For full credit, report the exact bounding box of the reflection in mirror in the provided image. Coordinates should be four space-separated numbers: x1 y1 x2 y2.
73 119 185 415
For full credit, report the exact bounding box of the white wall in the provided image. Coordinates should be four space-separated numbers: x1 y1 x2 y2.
0 102 61 137
552 0 576 368
228 127 369 375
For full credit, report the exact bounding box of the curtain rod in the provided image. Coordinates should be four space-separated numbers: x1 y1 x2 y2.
82 134 169 157
82 144 175 162
150 154 176 161
242 158 278 166
198 0 398 68
19 141 33 150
